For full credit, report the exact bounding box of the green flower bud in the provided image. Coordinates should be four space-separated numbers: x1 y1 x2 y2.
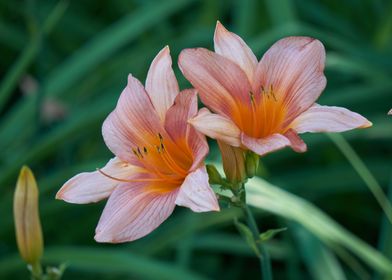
206 164 223 184
14 166 43 266
245 151 259 178
218 141 246 184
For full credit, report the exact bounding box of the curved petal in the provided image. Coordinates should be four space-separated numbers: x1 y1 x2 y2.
145 46 179 121
214 21 257 84
388 109 392 115
102 75 164 163
254 37 326 123
165 89 198 143
95 183 178 243
284 129 307 153
241 133 291 156
189 108 242 147
164 89 209 171
179 48 252 120
290 104 372 133
175 166 219 212
56 158 143 204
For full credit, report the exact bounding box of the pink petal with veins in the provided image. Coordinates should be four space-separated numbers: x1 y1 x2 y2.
176 166 219 212
145 46 179 121
95 182 178 243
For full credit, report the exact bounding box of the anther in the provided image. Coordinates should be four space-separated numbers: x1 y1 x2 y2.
249 91 255 105
143 147 148 154
132 148 140 158
137 147 143 158
156 145 161 153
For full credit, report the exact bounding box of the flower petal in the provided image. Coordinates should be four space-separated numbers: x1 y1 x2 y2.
217 141 246 183
95 183 178 243
284 129 307 153
175 166 219 212
254 37 326 123
165 89 198 143
145 46 179 121
179 48 252 120
164 89 209 171
388 109 392 115
56 158 142 204
241 133 291 156
189 108 242 147
102 75 164 164
290 104 372 133
214 21 258 84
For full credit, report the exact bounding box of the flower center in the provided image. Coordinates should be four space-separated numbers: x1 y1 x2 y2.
131 133 191 180
240 85 287 138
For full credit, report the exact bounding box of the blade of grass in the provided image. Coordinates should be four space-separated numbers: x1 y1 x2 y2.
375 175 392 280
0 247 208 280
327 133 392 224
243 176 392 276
291 223 347 280
0 0 68 112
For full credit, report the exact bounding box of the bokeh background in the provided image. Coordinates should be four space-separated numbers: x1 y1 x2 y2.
1 0 392 279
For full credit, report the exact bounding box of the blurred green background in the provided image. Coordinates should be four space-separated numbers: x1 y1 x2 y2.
1 0 392 279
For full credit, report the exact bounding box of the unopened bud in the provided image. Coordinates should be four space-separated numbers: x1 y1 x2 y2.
206 164 223 184
218 141 246 184
13 166 43 265
245 151 259 178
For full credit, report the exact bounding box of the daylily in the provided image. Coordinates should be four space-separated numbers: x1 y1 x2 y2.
179 22 372 156
56 47 219 243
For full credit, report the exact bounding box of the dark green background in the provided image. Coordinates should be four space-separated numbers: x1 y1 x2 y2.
0 0 391 279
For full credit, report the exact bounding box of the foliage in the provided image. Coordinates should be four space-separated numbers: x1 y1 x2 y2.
0 0 391 279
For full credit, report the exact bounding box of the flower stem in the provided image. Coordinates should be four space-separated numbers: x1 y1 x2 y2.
31 262 43 280
243 202 273 280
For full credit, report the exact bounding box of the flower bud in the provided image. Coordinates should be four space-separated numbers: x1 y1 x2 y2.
245 151 259 178
206 164 223 184
218 141 246 184
13 166 43 265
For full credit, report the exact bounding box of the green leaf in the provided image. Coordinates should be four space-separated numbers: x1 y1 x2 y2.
292 223 347 280
244 176 392 276
0 247 208 280
234 219 260 257
259 228 287 242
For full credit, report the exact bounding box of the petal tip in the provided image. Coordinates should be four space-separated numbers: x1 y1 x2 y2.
55 190 63 200
215 20 226 32
362 120 373 128
94 232 112 243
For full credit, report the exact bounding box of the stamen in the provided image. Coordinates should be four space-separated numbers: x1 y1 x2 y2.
143 147 148 154
132 148 140 158
156 145 161 153
137 147 143 158
249 91 255 105
270 85 277 101
97 168 182 184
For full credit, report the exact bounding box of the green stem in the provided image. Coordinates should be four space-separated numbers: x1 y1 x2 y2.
31 262 43 280
243 203 273 280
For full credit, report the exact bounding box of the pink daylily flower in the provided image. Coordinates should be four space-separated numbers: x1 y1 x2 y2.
56 47 219 243
178 22 372 156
